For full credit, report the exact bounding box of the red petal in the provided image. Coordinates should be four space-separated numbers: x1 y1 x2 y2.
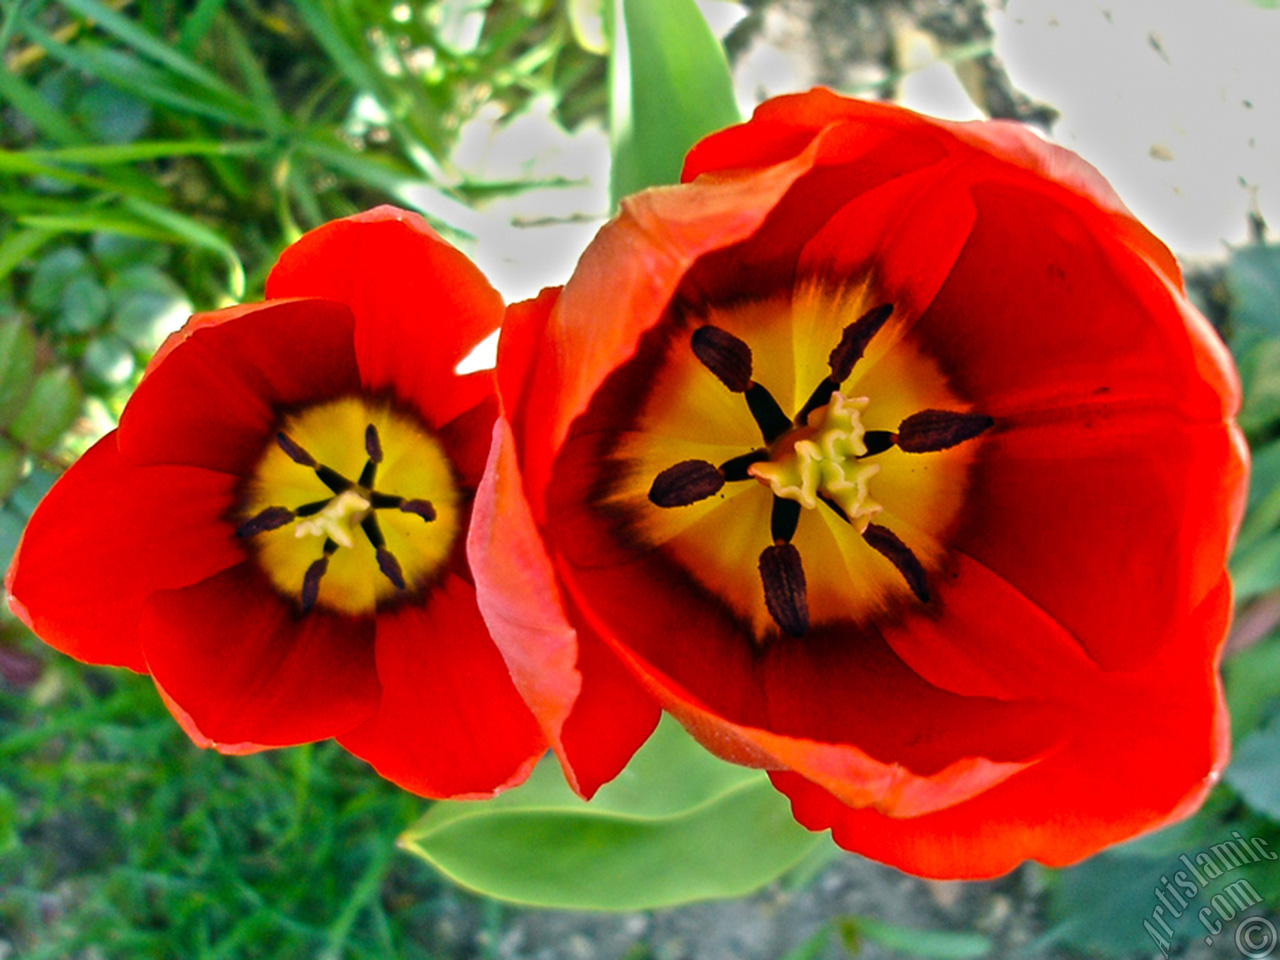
118 299 361 474
337 574 546 798
141 564 380 747
265 206 502 429
468 417 659 796
772 574 1233 879
956 412 1247 671
683 89 952 182
912 178 1238 423
795 158 977 321
940 117 1182 285
513 144 826 504
5 433 243 672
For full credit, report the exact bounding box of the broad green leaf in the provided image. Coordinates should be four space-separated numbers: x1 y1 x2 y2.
400 716 822 910
0 320 38 429
1225 714 1280 820
81 335 136 388
0 439 26 501
840 917 992 959
0 227 58 286
607 0 740 205
8 367 83 451
1229 532 1280 602
1225 637 1280 739
27 246 91 313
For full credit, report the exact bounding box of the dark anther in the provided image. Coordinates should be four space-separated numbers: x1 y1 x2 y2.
719 449 769 482
829 304 893 382
276 431 317 467
794 304 895 425
860 430 898 457
365 424 383 464
759 543 809 637
300 558 328 613
376 547 406 590
294 499 330 517
897 410 994 453
299 538 339 614
770 495 802 544
399 498 437 522
235 506 294 538
862 523 930 603
745 383 792 443
649 460 725 508
691 325 753 393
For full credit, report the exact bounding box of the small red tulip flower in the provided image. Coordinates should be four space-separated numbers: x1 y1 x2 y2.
472 91 1249 876
6 207 545 799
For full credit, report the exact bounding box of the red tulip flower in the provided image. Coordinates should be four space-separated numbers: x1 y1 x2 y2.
6 207 545 799
472 91 1248 876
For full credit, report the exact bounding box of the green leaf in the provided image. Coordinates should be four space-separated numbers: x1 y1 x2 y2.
8 367 84 451
1229 532 1280 602
1225 637 1280 739
0 320 38 430
27 246 91 314
400 716 822 910
840 917 992 959
81 334 137 388
606 0 741 205
0 227 58 286
57 273 111 333
1225 714 1280 820
0 439 27 502
1228 243 1280 338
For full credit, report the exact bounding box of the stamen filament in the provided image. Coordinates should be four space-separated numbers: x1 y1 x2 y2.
770 495 802 543
719 450 769 481
745 383 792 443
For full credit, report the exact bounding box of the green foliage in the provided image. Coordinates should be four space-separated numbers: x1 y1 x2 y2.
606 0 741 205
401 716 822 910
840 916 992 959
0 653 447 959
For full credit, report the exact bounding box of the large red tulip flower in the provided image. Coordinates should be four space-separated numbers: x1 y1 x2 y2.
7 207 545 799
471 91 1248 876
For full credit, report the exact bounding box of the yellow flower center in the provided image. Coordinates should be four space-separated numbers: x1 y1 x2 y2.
600 281 991 641
237 396 460 616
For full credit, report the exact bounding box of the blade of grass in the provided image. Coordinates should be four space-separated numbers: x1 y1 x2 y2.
0 147 168 199
56 0 242 97
0 67 82 145
0 225 57 284
23 138 272 164
217 17 285 134
122 197 245 297
19 18 261 128
176 0 228 54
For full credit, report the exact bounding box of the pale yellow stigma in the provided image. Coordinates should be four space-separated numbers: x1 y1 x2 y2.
239 396 460 616
749 392 882 532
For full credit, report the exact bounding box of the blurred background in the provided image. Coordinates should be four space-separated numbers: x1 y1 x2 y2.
1 1 1278 957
